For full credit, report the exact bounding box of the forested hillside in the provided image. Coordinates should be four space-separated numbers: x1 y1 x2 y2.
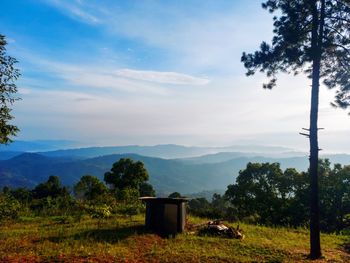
2 150 350 194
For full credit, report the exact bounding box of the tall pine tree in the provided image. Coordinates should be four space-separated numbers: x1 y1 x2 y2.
241 0 350 259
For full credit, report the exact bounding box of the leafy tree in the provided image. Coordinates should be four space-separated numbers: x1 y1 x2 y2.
225 162 290 225
225 160 350 233
116 187 140 202
30 195 75 216
287 170 310 227
10 187 32 201
318 160 350 232
32 175 69 199
168 192 182 198
211 193 229 219
74 175 107 202
225 162 311 226
0 34 20 144
1 187 32 216
188 197 212 217
115 187 144 219
104 158 150 195
186 194 230 219
139 182 156 197
104 159 152 218
241 0 350 258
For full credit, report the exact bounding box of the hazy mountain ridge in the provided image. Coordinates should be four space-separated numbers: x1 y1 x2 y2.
1 143 350 195
1 141 298 160
0 153 238 193
0 140 79 153
0 151 24 160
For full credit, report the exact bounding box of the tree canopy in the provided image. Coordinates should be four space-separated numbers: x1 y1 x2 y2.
168 192 182 198
0 34 20 144
74 175 107 201
242 0 350 105
32 176 69 199
139 182 156 197
225 160 350 232
104 158 154 197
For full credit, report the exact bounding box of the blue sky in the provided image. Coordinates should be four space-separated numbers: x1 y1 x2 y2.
1 0 350 152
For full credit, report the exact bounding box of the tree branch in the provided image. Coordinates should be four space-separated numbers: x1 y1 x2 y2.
323 36 350 55
324 24 347 39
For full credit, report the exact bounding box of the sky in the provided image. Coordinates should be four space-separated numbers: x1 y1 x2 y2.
1 0 350 152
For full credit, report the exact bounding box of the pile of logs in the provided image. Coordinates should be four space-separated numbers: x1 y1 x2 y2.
187 220 245 239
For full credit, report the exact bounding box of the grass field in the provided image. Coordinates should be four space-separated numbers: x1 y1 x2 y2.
0 215 349 262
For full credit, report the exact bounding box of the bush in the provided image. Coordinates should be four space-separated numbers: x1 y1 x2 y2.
30 195 76 216
0 194 21 221
116 202 144 219
85 204 112 219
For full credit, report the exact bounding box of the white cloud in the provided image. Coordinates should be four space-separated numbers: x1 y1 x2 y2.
115 69 209 85
18 52 209 94
58 67 169 95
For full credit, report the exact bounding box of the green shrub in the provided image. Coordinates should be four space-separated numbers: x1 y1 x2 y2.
0 194 21 221
85 204 112 219
30 195 77 216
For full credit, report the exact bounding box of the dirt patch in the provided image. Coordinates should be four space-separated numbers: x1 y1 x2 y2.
125 234 166 262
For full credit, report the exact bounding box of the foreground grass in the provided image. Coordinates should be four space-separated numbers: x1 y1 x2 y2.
0 215 349 262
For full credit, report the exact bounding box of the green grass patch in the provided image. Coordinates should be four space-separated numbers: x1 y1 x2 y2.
0 215 348 262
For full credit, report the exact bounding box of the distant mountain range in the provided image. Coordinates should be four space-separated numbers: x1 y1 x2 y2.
0 140 79 153
1 148 350 195
1 142 350 195
0 141 301 160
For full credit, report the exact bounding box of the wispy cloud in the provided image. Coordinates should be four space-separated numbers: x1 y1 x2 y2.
43 0 100 24
42 62 197 95
9 1 350 150
41 1 272 73
115 69 209 85
19 51 209 95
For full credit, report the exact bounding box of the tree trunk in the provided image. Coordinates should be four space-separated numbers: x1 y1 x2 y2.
309 57 321 259
309 0 325 259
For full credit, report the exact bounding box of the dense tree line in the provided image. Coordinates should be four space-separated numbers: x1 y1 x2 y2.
0 158 155 221
2 157 350 235
188 160 350 234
